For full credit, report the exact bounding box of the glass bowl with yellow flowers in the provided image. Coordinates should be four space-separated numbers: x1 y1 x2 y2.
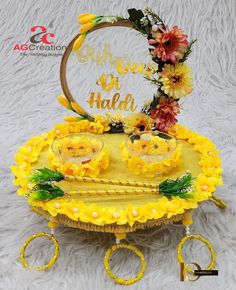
51 133 104 165
126 131 178 162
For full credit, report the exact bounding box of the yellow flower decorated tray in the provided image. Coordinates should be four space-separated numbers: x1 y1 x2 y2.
11 8 226 286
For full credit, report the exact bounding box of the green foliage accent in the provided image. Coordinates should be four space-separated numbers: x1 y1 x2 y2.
180 39 197 62
144 7 165 28
159 172 194 198
30 168 65 183
29 183 64 201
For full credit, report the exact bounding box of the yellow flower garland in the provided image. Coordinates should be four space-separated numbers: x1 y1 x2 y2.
11 123 223 227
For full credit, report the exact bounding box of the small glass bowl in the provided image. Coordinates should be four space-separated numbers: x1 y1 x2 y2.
126 131 178 163
51 133 104 165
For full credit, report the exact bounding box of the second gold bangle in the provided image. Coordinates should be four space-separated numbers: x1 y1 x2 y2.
104 243 146 285
177 234 216 274
20 232 59 271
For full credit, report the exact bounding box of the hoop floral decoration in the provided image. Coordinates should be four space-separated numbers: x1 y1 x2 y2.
127 8 196 132
59 8 196 134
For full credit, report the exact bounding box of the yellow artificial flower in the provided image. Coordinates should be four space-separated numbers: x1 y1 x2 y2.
63 116 82 122
188 132 210 145
103 208 128 225
57 200 84 221
199 155 221 168
126 205 147 227
67 122 83 134
78 13 97 24
97 151 109 169
202 166 223 177
75 119 90 132
142 203 165 219
73 34 86 51
70 102 86 116
53 123 69 138
124 113 153 134
10 164 31 179
195 175 218 193
38 131 55 148
88 121 104 134
142 162 163 177
57 95 71 110
127 156 145 175
45 199 66 217
157 197 185 218
168 123 190 139
79 204 104 226
94 115 110 132
159 63 193 99
79 22 96 34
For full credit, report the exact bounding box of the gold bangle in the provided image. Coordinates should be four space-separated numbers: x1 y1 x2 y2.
104 243 146 285
177 234 216 274
20 232 59 271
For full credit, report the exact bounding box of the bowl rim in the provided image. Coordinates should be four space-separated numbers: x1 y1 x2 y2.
50 132 104 161
125 130 178 157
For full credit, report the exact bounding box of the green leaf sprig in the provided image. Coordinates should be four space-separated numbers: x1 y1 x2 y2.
159 172 194 198
29 168 65 183
28 168 65 201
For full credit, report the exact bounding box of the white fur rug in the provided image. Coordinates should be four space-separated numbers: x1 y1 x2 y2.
1 0 236 289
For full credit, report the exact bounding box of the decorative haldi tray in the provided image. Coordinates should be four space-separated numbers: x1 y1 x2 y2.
12 8 226 285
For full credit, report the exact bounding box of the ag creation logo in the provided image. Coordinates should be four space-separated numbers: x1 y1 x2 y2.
13 26 66 56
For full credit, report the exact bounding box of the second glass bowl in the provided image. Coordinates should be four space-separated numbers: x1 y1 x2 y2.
126 131 178 163
51 133 104 165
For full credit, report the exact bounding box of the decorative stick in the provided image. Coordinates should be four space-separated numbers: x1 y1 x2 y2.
65 175 157 189
67 188 158 196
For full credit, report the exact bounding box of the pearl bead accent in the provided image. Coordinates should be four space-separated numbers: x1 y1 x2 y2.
202 185 208 191
152 24 158 32
73 207 79 213
152 209 157 214
132 210 138 217
43 134 48 140
113 212 119 218
92 211 98 218
54 202 60 208
185 226 190 236
23 156 27 160
56 130 60 134
27 146 32 151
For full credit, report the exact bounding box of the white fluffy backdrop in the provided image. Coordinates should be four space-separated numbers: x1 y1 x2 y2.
0 0 236 289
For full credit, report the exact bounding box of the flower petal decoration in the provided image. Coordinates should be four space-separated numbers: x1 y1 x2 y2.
159 63 193 99
73 34 86 51
150 96 180 132
124 113 153 134
78 13 98 24
149 26 188 63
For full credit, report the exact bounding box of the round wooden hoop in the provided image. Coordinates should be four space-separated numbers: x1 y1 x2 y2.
60 20 133 121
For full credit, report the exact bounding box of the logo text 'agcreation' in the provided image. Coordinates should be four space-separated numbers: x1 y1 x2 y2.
13 26 66 56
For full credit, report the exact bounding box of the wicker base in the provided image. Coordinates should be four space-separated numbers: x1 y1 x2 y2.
32 206 190 234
